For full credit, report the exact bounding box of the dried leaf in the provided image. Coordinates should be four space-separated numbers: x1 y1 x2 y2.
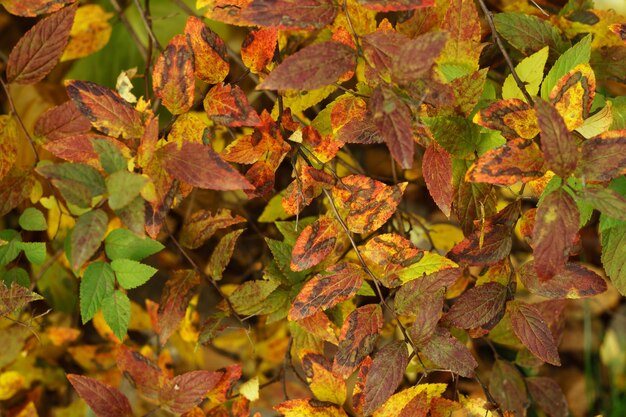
289 262 366 321
290 216 339 271
242 0 337 30
152 34 195 114
159 371 223 414
333 304 383 378
67 374 132 417
204 83 261 127
259 41 355 90
535 99 578 178
180 209 246 249
157 270 201 345
509 301 561 366
184 16 229 84
446 282 508 330
6 5 76 84
363 341 409 416
519 261 607 299
423 143 453 217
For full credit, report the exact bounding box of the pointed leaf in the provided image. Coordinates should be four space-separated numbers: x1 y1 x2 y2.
290 216 339 271
363 341 409 416
159 371 223 414
509 301 561 366
67 374 132 417
408 291 444 346
473 99 539 140
241 28 278 73
549 64 595 131
157 270 201 344
101 290 131 341
2 0 76 17
535 99 577 178
116 345 162 400
104 228 164 261
489 360 529 417
360 233 423 288
493 12 569 59
578 130 626 182
259 41 355 90
446 282 508 329
180 209 246 249
204 83 261 127
526 377 568 417
153 34 194 114
106 171 147 210
423 143 453 217
357 0 434 12
372 383 447 417
6 5 76 84
420 326 478 377
242 0 337 30
519 261 607 299
0 169 35 217
184 16 229 84
541 35 592 100
34 100 91 141
70 209 108 271
392 32 448 83
111 259 157 290
0 116 18 182
79 261 115 323
208 229 244 281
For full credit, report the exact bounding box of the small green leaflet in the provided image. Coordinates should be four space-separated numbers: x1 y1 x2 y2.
15 242 46 265
18 207 48 231
111 259 157 289
102 290 131 340
105 228 164 261
80 261 115 323
92 139 127 174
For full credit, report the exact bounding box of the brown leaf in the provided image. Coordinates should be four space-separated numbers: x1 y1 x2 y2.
535 99 578 178
288 262 366 321
0 169 35 216
67 374 133 417
208 229 245 281
509 301 561 366
370 86 415 169
362 30 406 79
290 216 339 271
392 31 448 83
419 326 478 377
394 268 462 315
489 360 529 416
408 291 444 346
34 101 91 141
473 99 539 140
333 304 383 378
153 34 195 114
66 80 144 139
446 282 508 330
258 41 355 90
363 341 409 416
466 138 545 185
157 142 254 190
184 16 229 84
70 209 108 271
116 345 162 400
0 282 43 317
157 270 201 345
2 0 76 17
356 0 434 12
526 377 568 417
241 28 277 73
159 371 224 414
578 130 626 182
242 0 337 30
519 261 607 299
532 188 579 280
180 209 246 249
6 4 76 84
0 116 18 182
423 143 453 217
204 83 261 127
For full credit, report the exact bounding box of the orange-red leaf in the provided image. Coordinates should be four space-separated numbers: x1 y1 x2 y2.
288 262 366 320
34 101 91 141
44 134 128 168
532 188 579 280
157 142 254 190
290 216 340 271
509 301 561 366
2 0 76 16
519 261 607 299
159 371 223 414
357 0 434 12
258 41 355 90
153 34 195 115
333 175 407 234
360 233 423 288
184 16 229 84
446 282 508 329
204 83 261 127
6 4 76 84
578 130 626 182
363 341 409 416
535 99 577 178
116 345 162 400
157 270 201 345
473 99 539 140
241 28 278 73
0 169 35 216
333 304 383 378
67 374 132 417
180 208 246 249
282 166 334 216
242 0 337 30
610 23 626 44
423 143 453 217
66 80 144 139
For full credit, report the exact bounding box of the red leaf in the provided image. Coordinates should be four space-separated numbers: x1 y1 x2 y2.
446 282 508 330
535 99 578 178
184 16 229 84
363 341 409 416
489 360 529 416
67 374 133 417
34 101 91 141
6 4 76 84
578 130 626 182
159 371 224 414
241 28 278 73
242 0 337 30
158 142 254 190
423 143 453 217
466 138 545 185
333 304 383 378
532 188 579 280
258 41 355 90
419 326 478 377
180 208 246 249
204 83 261 127
392 32 448 83
509 301 561 366
394 268 462 315
290 216 340 271
66 80 144 139
370 86 415 169
116 345 162 400
157 270 201 344
356 0 434 12
288 262 366 320
282 166 334 216
519 261 607 299
408 291 444 346
362 30 405 79
526 377 568 417
44 135 128 168
153 34 195 115
352 356 373 415
2 0 76 17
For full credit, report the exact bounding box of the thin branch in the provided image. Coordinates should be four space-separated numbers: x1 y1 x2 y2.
476 0 534 106
109 0 148 60
475 374 505 417
1 76 39 162
143 0 154 99
132 0 163 52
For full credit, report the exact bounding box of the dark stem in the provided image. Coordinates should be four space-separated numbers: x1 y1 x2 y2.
109 0 148 60
132 0 163 52
475 373 505 417
0 76 39 162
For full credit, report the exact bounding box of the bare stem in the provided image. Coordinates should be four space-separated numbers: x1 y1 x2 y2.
0 76 39 163
109 0 148 60
132 0 163 52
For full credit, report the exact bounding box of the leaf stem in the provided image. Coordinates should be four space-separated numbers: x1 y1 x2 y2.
0 76 39 163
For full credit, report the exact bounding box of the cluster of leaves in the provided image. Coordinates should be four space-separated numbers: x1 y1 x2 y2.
1 0 626 416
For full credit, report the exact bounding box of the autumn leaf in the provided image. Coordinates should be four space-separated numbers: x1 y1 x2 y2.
372 383 447 417
392 32 448 83
208 229 245 281
577 130 626 182
116 345 163 400
274 399 348 417
473 99 539 140
288 262 366 320
157 270 201 345
204 83 262 127
0 116 17 182
180 208 246 249
61 4 113 61
422 143 453 217
509 301 561 366
548 64 595 131
0 169 35 217
0 282 43 317
70 209 108 271
360 233 423 288
241 28 278 73
159 371 223 414
489 360 528 416
242 0 338 30
357 0 434 12
419 326 478 377
6 4 76 84
408 291 444 346
302 352 347 405
446 282 508 330
290 216 340 271
258 41 355 90
526 377 568 417
34 100 91 142
152 34 195 115
535 99 578 178
184 16 229 84
67 374 133 417
518 261 607 299
2 0 76 17
333 304 383 378
362 341 409 416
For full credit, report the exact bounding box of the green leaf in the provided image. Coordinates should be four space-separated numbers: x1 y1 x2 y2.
36 162 106 208
111 259 157 290
101 290 131 340
70 209 108 271
15 242 46 265
0 230 22 266
502 47 548 100
80 261 115 323
18 207 48 231
422 116 480 158
105 228 164 261
542 176 593 227
92 139 127 174
599 178 626 295
2 267 30 287
208 229 244 281
540 34 592 100
106 171 147 210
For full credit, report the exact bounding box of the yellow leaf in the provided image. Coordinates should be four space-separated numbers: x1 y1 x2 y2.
576 101 613 139
239 376 259 401
61 4 113 61
372 383 447 417
428 223 464 253
398 252 458 283
0 371 26 400
502 47 548 100
0 115 18 182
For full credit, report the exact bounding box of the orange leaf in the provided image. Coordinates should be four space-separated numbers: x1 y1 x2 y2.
357 0 434 12
473 99 539 140
302 352 347 404
241 28 278 73
242 0 338 30
34 100 91 141
204 83 261 127
180 208 246 249
290 216 340 271
159 371 224 414
549 64 595 131
360 233 422 288
152 34 195 115
184 16 229 84
2 0 76 16
274 398 348 417
423 143 453 217
116 345 163 400
6 4 76 84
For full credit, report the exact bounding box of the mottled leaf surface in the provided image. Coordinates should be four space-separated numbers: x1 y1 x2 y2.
363 341 408 416
446 282 508 330
34 101 91 141
423 143 453 217
526 376 568 417
204 83 261 127
152 34 195 115
159 371 223 414
184 16 229 84
242 0 337 30
157 270 201 344
535 99 578 178
509 301 561 366
290 216 339 271
519 261 607 299
420 326 478 377
67 374 132 417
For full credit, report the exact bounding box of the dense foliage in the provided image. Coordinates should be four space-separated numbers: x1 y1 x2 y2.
1 0 626 416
